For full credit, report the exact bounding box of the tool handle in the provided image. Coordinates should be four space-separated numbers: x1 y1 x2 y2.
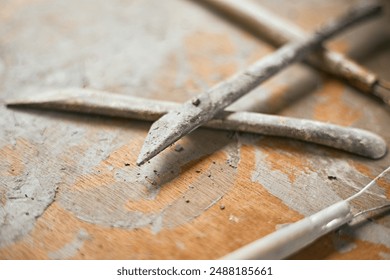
211 1 381 110
199 0 379 94
221 200 352 260
209 111 387 159
8 89 387 159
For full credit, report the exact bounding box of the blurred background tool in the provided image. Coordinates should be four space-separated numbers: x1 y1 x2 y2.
196 0 390 105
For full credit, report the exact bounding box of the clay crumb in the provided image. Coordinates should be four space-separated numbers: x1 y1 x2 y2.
191 97 201 106
195 170 201 173
174 145 184 152
229 214 239 223
220 205 225 210
185 199 190 203
328 175 337 180
124 163 130 166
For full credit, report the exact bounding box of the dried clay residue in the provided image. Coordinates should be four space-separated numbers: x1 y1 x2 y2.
0 0 46 22
151 31 239 102
254 138 313 183
350 161 390 199
313 80 362 126
184 31 237 84
251 138 346 216
0 138 61 248
0 203 101 259
174 143 306 258
0 138 31 177
123 151 225 215
57 128 241 233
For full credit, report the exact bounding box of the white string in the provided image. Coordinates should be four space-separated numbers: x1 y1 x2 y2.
346 165 390 202
353 203 390 219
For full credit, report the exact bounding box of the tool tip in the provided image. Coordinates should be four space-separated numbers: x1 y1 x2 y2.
5 88 80 106
136 116 185 166
136 113 180 166
136 150 152 166
136 103 204 165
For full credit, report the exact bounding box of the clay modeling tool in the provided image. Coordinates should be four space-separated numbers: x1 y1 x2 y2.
197 0 390 104
222 166 390 260
5 88 387 159
136 2 382 166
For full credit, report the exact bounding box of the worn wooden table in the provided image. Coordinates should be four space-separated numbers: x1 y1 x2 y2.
0 0 389 259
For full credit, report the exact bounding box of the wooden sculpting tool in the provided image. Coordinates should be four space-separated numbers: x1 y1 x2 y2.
136 2 383 165
5 88 387 159
222 166 390 260
197 0 390 104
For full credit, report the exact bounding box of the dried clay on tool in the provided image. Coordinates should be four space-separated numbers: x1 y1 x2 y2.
6 88 387 159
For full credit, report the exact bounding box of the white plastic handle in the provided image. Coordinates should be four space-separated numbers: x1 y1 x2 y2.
222 200 353 260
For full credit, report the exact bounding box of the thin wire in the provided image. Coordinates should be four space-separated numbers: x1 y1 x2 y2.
346 165 390 202
353 203 390 219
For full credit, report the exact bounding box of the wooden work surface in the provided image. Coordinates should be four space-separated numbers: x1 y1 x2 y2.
1 0 390 260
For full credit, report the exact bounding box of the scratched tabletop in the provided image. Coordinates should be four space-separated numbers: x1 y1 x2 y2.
1 0 390 259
